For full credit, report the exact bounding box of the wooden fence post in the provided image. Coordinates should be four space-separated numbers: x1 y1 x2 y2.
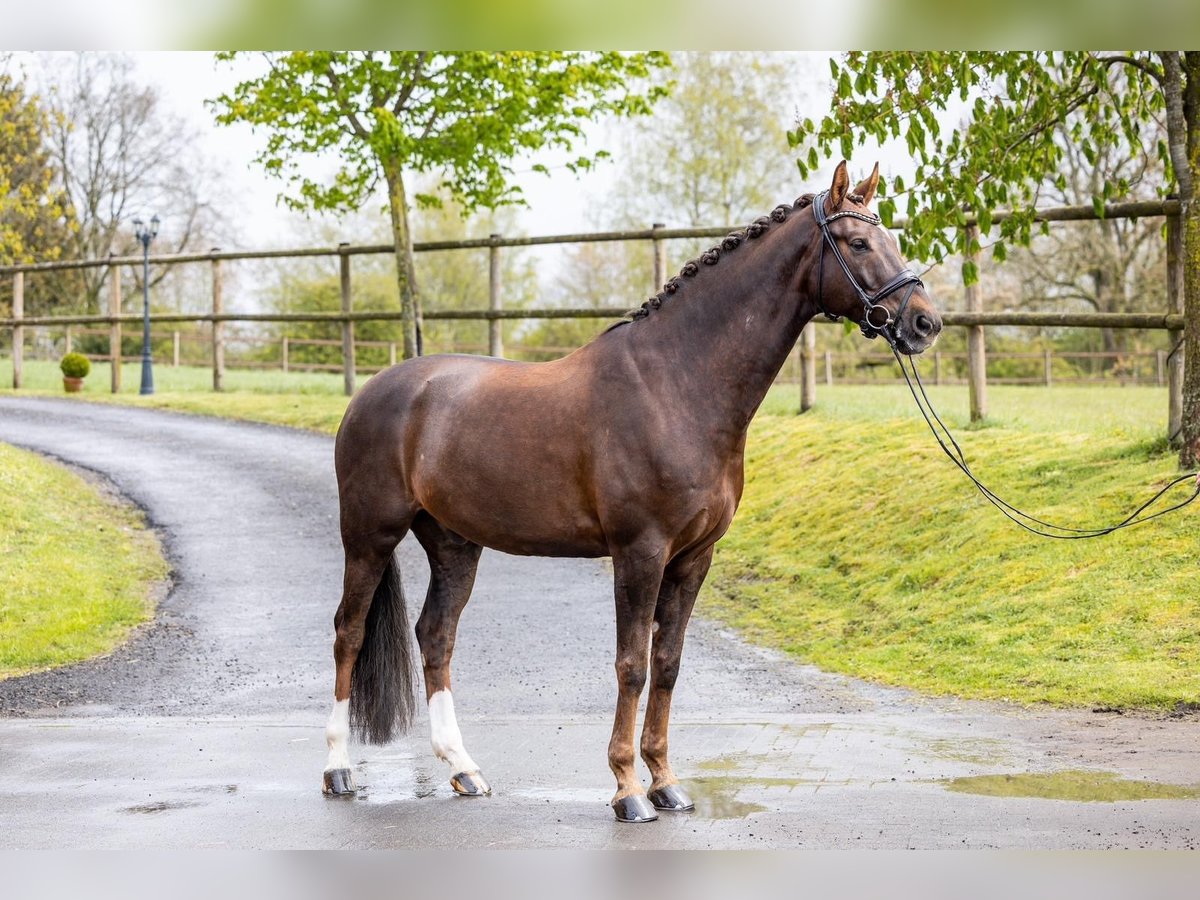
1166 211 1184 444
389 342 397 367
488 233 503 358
64 324 73 354
964 225 988 421
933 351 943 385
824 350 833 386
799 322 817 412
109 263 122 393
1156 349 1166 386
172 331 180 367
281 336 289 373
340 243 355 396
1043 348 1053 387
652 223 667 292
211 250 225 392
11 272 23 389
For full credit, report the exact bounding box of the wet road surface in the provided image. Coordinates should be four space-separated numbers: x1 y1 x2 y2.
1 397 1197 848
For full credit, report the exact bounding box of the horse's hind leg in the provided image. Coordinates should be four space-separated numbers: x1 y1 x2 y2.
323 513 415 796
640 545 713 813
411 512 488 796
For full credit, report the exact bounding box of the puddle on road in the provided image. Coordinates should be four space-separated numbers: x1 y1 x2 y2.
123 800 204 814
919 737 1013 767
942 770 1200 802
685 777 768 819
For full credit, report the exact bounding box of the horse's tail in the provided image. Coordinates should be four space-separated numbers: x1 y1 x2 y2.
349 553 418 744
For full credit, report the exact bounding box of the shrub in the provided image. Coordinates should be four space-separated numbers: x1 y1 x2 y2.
60 352 91 379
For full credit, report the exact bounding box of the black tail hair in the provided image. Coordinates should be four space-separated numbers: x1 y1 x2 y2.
349 553 417 744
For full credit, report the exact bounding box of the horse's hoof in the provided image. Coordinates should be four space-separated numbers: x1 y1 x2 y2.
322 768 356 796
612 793 658 823
451 770 492 796
648 783 695 812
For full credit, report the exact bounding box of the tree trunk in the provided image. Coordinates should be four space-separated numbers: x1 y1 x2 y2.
383 159 421 359
1180 55 1200 467
1182 182 1200 467
1163 51 1200 467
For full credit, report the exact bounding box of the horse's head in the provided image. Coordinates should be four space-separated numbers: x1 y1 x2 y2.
808 161 942 355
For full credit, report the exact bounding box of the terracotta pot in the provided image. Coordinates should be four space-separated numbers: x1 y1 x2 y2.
63 376 84 393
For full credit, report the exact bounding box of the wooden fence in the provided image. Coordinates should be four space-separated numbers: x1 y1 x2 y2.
0 198 1188 440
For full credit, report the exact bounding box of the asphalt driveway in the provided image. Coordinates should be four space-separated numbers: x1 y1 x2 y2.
1 397 1197 848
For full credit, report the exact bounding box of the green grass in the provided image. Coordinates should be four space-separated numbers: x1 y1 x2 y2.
708 385 1198 710
4 357 1195 709
0 443 170 678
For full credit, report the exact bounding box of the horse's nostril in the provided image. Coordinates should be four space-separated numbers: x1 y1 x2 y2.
914 313 933 337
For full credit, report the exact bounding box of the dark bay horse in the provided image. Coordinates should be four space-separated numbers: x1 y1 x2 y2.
322 161 943 822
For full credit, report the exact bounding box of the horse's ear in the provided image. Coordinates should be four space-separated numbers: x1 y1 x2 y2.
853 162 880 206
827 160 850 211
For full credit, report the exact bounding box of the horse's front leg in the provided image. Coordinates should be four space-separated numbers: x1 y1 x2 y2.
608 546 666 823
640 546 713 812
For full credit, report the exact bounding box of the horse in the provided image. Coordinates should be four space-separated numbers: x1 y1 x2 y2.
321 161 943 822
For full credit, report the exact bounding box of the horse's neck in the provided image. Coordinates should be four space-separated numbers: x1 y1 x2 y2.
628 219 817 441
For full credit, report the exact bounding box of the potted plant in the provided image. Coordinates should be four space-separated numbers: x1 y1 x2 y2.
60 352 91 393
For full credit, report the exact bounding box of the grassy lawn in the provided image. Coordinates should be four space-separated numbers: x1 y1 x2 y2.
711 383 1197 710
0 443 169 678
3 356 1196 709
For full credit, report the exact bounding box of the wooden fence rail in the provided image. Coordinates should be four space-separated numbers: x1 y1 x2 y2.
1 197 1188 441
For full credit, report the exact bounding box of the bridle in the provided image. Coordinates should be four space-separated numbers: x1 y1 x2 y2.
812 189 924 347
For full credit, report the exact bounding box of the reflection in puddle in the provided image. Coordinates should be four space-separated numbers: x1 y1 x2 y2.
943 770 1200 802
919 737 1012 767
123 800 203 814
685 777 767 819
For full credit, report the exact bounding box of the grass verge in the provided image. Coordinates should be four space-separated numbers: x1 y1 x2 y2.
0 443 170 678
705 392 1198 710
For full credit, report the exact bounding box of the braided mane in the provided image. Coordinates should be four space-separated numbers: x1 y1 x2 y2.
608 193 817 331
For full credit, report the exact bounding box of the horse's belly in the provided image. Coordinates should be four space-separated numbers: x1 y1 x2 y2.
416 466 608 558
428 503 608 558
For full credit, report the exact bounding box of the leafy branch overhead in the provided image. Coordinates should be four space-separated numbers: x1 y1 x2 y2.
212 51 671 215
789 52 1171 283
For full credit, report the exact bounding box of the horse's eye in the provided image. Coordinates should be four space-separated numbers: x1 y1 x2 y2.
851 238 869 251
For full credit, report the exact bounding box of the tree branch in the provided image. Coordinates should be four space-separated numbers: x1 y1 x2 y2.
325 65 370 141
1159 51 1193 198
393 51 428 115
1096 54 1164 86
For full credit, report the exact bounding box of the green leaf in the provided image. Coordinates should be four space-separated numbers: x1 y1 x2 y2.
962 259 979 286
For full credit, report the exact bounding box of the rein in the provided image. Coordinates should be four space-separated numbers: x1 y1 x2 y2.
812 190 1200 538
891 349 1200 538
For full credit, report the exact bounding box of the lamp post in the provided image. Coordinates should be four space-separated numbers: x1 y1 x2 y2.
133 215 159 395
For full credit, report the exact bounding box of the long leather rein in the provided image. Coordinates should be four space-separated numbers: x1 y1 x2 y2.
812 190 1200 539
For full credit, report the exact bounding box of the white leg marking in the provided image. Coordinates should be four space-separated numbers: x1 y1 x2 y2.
324 699 351 772
429 690 479 775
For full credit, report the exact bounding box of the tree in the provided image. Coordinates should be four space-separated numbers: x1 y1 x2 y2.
1010 123 1167 356
41 53 224 314
791 52 1200 466
0 70 73 314
613 51 815 228
211 51 670 360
